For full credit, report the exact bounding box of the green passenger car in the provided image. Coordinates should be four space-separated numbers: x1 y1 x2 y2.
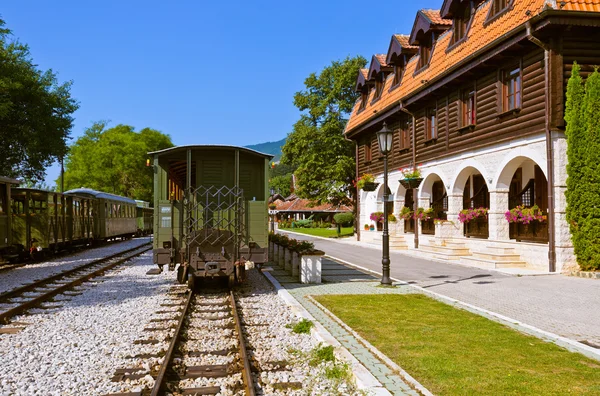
135 200 153 236
149 145 272 288
64 188 137 240
11 188 94 256
0 177 20 263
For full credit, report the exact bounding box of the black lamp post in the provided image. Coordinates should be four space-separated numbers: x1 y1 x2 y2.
270 187 275 232
376 122 394 285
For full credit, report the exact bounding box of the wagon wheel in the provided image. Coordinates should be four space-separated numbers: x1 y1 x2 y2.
228 273 236 289
177 265 188 284
187 273 196 291
235 263 245 283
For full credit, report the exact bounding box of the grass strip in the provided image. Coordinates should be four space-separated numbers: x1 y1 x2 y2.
314 294 600 395
280 227 354 238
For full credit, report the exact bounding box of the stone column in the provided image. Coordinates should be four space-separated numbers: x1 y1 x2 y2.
553 134 576 272
489 189 510 240
446 194 464 239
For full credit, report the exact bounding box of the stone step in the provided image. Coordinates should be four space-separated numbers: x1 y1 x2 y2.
472 251 522 261
419 244 471 256
483 246 519 254
460 256 527 268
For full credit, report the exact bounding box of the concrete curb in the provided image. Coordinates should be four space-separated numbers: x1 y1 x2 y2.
307 295 433 396
326 255 600 363
570 270 600 279
261 270 392 396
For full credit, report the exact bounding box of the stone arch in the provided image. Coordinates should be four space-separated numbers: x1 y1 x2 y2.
418 168 449 201
449 159 490 195
494 148 547 190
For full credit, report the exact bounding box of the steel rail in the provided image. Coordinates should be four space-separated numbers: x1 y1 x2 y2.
0 243 151 302
0 245 152 324
230 290 256 396
150 289 194 396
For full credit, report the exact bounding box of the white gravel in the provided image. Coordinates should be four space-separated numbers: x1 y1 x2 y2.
0 237 151 296
0 250 175 396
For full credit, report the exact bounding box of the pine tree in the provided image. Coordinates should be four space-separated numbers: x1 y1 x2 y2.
580 69 600 270
564 62 586 267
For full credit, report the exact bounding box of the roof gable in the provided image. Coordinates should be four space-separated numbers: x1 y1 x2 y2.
355 68 370 92
367 54 393 80
386 35 418 65
409 9 453 45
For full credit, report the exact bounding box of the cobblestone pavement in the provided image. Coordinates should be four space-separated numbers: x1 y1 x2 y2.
269 261 421 396
282 232 600 347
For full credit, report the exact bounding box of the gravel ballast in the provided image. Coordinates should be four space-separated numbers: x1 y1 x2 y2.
0 251 173 396
0 237 151 296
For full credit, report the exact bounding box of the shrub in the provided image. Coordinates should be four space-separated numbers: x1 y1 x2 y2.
459 207 489 223
399 206 413 220
292 218 314 228
414 207 434 221
287 318 314 334
333 212 354 227
369 211 384 222
309 344 336 367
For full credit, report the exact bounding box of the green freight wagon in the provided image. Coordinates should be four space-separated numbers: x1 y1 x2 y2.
64 188 137 240
135 200 153 236
11 188 94 257
0 176 20 263
148 145 272 288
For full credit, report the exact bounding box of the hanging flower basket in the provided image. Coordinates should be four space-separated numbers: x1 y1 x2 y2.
399 177 423 189
361 181 380 191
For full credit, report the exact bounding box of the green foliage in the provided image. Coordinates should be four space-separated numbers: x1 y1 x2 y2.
0 18 79 181
292 215 314 228
287 318 314 334
309 344 336 367
565 65 600 270
61 122 173 201
333 212 354 227
282 55 367 206
270 173 293 198
324 362 351 381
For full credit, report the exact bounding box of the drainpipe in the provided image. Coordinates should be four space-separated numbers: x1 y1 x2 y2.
399 103 419 249
526 21 556 272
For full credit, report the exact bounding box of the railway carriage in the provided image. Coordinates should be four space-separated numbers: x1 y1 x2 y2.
149 145 272 288
64 188 137 240
0 177 20 263
135 200 153 236
11 188 95 256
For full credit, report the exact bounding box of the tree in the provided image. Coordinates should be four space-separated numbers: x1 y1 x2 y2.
565 65 600 271
282 55 367 205
564 62 586 267
60 121 173 202
0 18 78 181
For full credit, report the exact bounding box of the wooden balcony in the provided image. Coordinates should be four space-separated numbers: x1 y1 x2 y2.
510 221 549 243
464 217 489 239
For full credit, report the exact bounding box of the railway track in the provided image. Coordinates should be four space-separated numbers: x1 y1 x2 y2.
0 243 152 327
108 287 255 396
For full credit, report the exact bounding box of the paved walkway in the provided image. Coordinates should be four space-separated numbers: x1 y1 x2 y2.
279 231 600 347
269 259 421 396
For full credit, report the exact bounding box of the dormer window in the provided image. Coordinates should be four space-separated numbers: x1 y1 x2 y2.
373 74 385 101
418 33 433 70
359 89 369 111
452 5 471 45
393 65 403 87
491 0 509 16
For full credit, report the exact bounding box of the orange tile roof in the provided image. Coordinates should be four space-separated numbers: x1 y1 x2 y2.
345 0 578 134
360 68 368 79
562 0 600 11
374 54 388 67
394 34 417 49
421 9 453 25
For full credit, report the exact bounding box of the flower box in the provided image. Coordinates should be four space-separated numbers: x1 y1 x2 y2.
300 253 324 283
399 177 423 189
361 182 380 191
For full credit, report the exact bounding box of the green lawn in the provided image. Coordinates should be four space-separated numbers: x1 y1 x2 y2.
314 294 600 395
279 227 354 238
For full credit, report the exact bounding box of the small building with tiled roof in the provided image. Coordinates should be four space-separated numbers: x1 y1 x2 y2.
345 0 600 273
270 194 353 224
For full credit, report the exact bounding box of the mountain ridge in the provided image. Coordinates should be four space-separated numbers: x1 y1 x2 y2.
245 137 286 161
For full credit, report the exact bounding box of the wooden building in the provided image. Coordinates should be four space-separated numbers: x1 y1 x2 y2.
345 0 600 272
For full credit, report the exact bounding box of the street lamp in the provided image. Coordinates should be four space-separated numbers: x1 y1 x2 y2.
376 122 394 285
270 187 275 232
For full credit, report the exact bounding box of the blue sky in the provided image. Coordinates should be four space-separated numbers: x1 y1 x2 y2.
1 0 440 185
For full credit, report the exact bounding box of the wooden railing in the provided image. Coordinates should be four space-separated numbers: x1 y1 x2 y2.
510 221 549 243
